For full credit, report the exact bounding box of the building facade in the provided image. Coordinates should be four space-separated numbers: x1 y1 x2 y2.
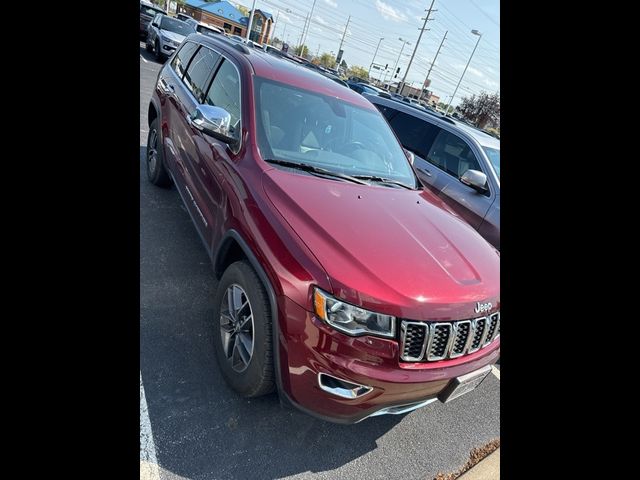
181 0 273 43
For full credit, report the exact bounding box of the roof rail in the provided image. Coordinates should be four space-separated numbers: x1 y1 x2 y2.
233 43 251 55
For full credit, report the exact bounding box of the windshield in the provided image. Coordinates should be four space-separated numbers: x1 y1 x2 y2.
483 147 500 178
254 77 417 187
141 5 164 16
160 17 195 35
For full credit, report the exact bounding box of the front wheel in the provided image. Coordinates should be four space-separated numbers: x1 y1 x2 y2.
212 261 275 398
154 40 164 62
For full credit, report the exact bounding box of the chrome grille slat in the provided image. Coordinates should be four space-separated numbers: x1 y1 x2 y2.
399 312 500 363
400 321 428 361
449 320 471 358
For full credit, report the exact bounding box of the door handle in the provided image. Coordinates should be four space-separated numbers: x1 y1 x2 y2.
158 78 175 95
417 167 432 177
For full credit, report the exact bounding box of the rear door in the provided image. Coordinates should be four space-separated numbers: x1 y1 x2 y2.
164 42 222 243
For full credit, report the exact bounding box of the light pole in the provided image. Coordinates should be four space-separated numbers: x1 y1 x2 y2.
271 8 291 43
445 29 482 114
245 0 258 42
368 37 384 77
391 38 410 93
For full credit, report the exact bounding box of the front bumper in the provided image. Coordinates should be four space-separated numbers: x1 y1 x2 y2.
276 296 500 423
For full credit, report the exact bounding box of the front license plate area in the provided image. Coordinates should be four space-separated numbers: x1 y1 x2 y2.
438 365 492 403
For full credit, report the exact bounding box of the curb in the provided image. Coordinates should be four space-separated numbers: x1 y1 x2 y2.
457 447 500 480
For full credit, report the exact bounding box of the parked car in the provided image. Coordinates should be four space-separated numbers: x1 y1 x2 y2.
195 22 225 38
364 94 500 249
346 81 385 95
145 14 196 61
140 0 166 39
146 34 500 423
176 12 193 22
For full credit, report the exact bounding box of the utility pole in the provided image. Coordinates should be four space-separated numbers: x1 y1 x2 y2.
391 39 410 90
368 37 384 77
336 15 351 62
244 0 258 42
398 0 436 94
421 30 447 100
298 13 309 52
300 0 318 50
316 44 320 57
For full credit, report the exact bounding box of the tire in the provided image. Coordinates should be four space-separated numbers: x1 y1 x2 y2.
146 118 172 187
212 261 275 398
145 39 153 52
155 40 164 62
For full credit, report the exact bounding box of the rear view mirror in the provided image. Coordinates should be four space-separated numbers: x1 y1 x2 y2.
460 169 488 193
189 105 238 147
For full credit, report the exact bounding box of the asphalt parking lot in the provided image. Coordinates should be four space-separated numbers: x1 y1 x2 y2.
139 42 500 480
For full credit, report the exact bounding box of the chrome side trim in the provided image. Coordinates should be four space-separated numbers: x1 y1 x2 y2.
367 398 438 418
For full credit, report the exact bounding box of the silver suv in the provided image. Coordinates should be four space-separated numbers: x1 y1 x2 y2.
146 14 195 62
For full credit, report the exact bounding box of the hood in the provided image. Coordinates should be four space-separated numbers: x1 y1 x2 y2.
263 169 500 321
160 30 186 43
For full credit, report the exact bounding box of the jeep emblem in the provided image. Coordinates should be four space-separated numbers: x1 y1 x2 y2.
474 301 492 314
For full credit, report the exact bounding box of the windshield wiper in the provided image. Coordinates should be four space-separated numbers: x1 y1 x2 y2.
264 159 369 185
352 175 415 190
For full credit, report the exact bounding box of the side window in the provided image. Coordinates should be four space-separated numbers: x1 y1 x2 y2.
171 41 199 79
388 111 438 160
427 130 482 179
374 104 398 121
204 59 242 145
183 46 221 103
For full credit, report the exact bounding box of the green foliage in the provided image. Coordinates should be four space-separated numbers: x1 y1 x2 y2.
318 53 337 69
347 65 369 80
294 44 309 57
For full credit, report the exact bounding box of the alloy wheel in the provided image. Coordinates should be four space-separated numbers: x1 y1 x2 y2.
220 284 255 373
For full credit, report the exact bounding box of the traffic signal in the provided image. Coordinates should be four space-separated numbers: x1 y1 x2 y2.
396 67 400 73
385 64 388 69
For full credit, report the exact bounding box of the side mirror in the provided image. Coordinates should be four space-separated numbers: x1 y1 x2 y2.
460 169 488 193
151 22 159 27
189 105 238 146
403 148 415 165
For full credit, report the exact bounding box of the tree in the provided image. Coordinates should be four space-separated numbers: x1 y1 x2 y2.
294 44 309 57
347 65 369 80
457 91 500 129
318 53 337 69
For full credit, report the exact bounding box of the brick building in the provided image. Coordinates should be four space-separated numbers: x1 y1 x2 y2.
180 0 273 43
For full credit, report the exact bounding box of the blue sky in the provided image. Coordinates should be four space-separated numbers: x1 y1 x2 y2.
238 0 499 106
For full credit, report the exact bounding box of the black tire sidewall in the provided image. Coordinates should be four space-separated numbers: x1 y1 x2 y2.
212 261 274 398
146 118 171 187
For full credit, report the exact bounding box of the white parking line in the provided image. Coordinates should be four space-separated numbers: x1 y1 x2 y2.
140 372 161 480
140 55 148 63
491 365 500 380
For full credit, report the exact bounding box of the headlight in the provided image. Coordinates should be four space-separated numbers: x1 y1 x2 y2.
313 287 396 338
161 35 173 44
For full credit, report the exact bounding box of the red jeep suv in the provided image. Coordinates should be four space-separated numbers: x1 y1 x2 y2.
146 34 500 423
